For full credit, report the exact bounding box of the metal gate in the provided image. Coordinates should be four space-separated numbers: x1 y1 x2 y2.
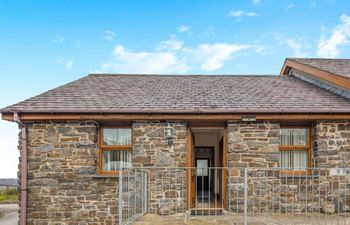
118 169 148 225
118 167 350 225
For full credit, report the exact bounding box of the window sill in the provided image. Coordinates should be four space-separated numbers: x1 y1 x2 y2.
279 174 319 179
92 174 120 179
92 174 133 179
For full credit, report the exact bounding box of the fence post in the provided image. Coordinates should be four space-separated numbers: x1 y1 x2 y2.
244 168 248 225
119 167 123 225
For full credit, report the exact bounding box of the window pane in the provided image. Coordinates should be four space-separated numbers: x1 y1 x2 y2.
102 128 131 146
280 150 308 170
102 150 132 171
197 159 208 176
280 128 307 146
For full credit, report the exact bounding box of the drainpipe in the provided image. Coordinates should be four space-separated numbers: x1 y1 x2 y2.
14 112 27 225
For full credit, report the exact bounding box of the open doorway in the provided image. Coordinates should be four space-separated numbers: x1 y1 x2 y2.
191 128 225 209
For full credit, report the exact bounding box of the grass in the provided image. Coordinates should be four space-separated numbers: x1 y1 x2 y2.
0 188 18 203
0 193 17 202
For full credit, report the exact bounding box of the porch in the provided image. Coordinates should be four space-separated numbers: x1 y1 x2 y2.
131 212 350 225
118 167 350 225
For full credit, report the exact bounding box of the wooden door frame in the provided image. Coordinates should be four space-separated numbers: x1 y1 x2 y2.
186 128 195 209
186 126 228 209
223 127 228 209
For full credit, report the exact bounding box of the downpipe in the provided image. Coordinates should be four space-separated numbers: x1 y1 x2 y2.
14 112 27 225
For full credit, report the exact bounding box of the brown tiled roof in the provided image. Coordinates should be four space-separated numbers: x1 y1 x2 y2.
2 74 350 114
288 58 350 79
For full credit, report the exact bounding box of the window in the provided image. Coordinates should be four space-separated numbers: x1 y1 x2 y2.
279 127 310 173
196 159 209 176
99 127 132 174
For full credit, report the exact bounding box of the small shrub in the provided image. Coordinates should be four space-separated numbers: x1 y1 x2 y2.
0 187 18 203
4 188 18 195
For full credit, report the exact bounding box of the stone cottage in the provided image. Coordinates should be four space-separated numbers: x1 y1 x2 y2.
2 58 350 224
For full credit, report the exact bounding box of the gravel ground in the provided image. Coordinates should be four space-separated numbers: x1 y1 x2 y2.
0 204 18 225
130 211 350 225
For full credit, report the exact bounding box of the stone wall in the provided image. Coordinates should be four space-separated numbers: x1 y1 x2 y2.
227 120 350 169
227 121 280 168
19 120 188 224
132 121 187 167
227 121 279 213
132 121 187 214
313 121 350 168
228 167 350 214
312 121 350 213
25 121 120 225
17 119 350 223
227 120 350 214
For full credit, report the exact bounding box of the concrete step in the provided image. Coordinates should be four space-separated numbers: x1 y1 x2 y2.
190 208 224 216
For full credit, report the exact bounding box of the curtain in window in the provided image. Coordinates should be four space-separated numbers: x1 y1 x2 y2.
102 150 132 171
280 150 307 170
280 128 307 146
280 128 308 170
103 129 131 146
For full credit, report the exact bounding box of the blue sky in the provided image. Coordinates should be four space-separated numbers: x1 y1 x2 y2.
0 0 350 177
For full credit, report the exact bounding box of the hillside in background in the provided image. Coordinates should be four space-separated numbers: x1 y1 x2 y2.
0 179 17 186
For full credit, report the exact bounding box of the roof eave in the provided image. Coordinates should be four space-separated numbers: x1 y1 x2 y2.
280 59 350 91
2 108 350 115
3 111 350 123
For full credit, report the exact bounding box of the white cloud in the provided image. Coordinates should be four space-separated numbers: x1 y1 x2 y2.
102 45 189 73
186 43 253 71
246 12 258 17
157 37 183 51
56 58 74 70
286 4 296 10
53 37 65 43
272 33 310 57
202 25 217 38
254 45 268 54
286 39 308 57
65 61 74 69
227 10 258 18
317 14 350 58
101 38 260 74
253 0 261 5
178 25 191 33
228 10 245 17
104 30 116 41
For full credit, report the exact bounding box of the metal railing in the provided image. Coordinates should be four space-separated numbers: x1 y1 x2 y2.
118 167 350 225
118 169 148 225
